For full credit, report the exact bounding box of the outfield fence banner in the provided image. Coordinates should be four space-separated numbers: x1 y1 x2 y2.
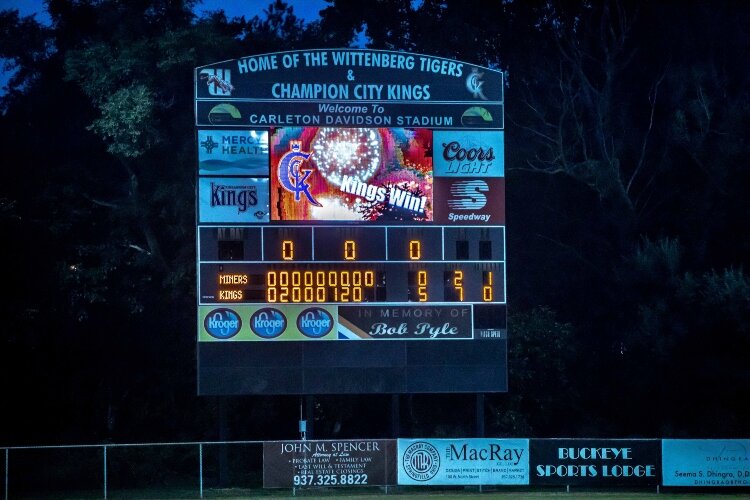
397 438 529 485
662 439 750 487
262 439 395 488
529 439 660 486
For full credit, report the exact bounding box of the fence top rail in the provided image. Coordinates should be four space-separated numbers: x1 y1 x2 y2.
1 439 265 450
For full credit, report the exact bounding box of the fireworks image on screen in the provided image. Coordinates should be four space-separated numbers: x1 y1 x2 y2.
271 127 433 222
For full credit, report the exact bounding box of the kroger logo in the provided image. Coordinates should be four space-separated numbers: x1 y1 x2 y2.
297 308 334 338
250 308 287 339
204 308 242 339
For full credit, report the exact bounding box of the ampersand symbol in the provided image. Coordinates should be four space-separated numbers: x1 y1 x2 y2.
347 69 355 81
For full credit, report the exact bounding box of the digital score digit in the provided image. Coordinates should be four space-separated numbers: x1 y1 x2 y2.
266 269 376 303
409 240 421 260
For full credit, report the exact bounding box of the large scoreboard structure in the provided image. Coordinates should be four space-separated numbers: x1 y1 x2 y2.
195 49 506 395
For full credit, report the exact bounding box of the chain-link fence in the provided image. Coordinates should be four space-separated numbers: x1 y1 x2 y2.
2 441 267 499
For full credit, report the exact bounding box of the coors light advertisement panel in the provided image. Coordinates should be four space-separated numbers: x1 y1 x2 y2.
195 49 507 395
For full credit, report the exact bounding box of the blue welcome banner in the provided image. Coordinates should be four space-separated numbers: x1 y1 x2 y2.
397 438 529 485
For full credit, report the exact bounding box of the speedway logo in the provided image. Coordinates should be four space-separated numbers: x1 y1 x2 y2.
434 177 505 225
448 180 488 210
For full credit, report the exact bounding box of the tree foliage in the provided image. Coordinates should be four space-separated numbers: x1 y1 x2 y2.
0 0 748 443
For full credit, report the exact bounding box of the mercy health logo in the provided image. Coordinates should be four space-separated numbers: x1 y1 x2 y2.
204 308 242 339
434 177 505 225
198 130 269 176
297 307 334 338
434 131 504 177
198 178 269 223
250 308 287 339
199 68 234 96
402 442 441 481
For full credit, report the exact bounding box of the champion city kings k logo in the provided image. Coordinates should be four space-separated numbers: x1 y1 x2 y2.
466 68 487 100
277 141 322 207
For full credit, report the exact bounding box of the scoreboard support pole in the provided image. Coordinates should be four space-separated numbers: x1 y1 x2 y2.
390 394 400 438
218 397 229 487
475 394 485 438
305 396 315 441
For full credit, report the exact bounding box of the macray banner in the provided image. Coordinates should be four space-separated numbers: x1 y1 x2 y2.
530 439 660 486
397 438 529 485
662 439 750 487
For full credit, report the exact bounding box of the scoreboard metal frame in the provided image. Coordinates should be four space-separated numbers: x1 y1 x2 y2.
195 49 507 395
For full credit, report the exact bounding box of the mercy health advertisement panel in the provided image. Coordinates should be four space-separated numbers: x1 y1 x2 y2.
195 49 506 395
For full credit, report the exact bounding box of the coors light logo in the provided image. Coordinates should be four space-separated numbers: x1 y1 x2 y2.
441 140 496 175
211 182 258 213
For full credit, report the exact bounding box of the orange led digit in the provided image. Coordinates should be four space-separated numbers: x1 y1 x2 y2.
418 270 428 302
453 270 464 301
344 240 356 260
262 269 377 303
316 271 326 302
409 240 421 260
282 240 294 260
483 271 493 302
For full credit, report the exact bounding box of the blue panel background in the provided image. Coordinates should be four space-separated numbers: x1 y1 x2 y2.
662 439 750 486
198 177 269 223
434 131 504 177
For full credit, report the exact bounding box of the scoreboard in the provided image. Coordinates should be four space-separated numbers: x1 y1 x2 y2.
195 50 507 394
199 225 504 305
